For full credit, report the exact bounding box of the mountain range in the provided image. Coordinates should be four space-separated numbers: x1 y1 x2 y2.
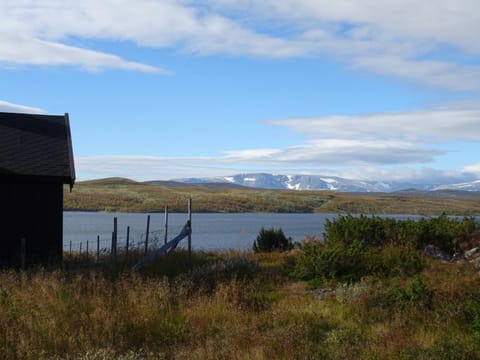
173 173 480 193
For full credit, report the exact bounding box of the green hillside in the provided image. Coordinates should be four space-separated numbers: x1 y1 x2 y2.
64 178 480 215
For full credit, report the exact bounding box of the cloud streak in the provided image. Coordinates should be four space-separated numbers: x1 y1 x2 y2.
269 108 480 142
0 34 165 73
75 155 477 185
0 100 45 114
0 0 479 89
223 140 442 166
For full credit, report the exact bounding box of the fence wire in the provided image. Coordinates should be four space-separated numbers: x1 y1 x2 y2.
63 222 187 256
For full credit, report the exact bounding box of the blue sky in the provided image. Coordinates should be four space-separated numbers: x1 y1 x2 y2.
1 1 480 184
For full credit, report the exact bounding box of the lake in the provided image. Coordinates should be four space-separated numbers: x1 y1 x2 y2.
63 211 423 252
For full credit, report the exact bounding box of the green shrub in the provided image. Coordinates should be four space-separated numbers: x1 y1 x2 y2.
386 275 434 309
253 227 293 253
323 214 480 255
363 246 424 278
324 215 399 249
293 241 424 284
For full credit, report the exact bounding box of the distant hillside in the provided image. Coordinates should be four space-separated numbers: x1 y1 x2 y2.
78 177 142 186
392 189 480 199
66 178 480 215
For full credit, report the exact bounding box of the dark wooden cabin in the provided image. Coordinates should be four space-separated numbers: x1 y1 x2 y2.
0 112 75 267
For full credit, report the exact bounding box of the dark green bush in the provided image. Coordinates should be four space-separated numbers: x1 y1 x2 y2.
293 241 424 284
323 214 479 254
292 214 479 285
324 215 400 249
253 227 293 253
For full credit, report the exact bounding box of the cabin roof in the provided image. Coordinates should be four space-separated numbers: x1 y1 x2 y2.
0 112 75 186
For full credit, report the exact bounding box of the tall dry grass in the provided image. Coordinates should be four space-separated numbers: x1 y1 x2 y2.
1 250 480 359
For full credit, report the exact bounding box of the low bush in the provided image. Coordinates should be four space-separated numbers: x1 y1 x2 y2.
323 214 480 255
292 240 424 284
386 275 434 309
253 227 293 253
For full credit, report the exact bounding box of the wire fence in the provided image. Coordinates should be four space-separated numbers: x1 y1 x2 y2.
63 200 193 265
63 222 187 257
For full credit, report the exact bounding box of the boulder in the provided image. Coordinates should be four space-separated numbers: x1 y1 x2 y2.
464 247 480 260
423 245 451 262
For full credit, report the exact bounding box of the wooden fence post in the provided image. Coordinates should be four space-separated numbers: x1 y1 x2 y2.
79 242 82 256
96 235 100 262
112 217 118 258
86 240 89 257
69 240 72 255
145 215 150 255
164 206 168 245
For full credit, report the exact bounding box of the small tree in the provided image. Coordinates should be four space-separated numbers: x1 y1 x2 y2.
253 227 293 253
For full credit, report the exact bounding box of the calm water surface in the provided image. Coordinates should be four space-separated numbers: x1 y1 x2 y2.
63 212 422 252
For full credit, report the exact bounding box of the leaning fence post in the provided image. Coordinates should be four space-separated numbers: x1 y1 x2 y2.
20 237 26 270
145 215 150 255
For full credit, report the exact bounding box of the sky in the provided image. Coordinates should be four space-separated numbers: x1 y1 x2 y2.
1 0 480 184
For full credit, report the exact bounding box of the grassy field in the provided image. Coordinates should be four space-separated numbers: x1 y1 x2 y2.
3 216 480 358
64 178 480 215
1 249 480 359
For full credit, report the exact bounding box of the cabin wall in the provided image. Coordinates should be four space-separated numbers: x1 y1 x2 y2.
0 181 63 267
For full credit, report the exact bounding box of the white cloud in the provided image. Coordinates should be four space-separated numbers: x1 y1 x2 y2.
223 140 442 166
75 155 477 185
464 163 480 175
0 100 45 114
0 34 166 72
202 0 480 89
75 155 241 181
269 108 480 142
0 0 307 71
75 104 480 182
1 0 479 89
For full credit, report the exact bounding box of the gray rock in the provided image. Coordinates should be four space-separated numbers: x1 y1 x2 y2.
423 245 451 261
464 247 480 260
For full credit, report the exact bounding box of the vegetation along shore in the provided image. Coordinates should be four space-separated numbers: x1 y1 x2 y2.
2 215 480 359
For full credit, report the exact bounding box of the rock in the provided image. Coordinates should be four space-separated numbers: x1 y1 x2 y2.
423 245 451 262
464 247 480 260
309 288 335 300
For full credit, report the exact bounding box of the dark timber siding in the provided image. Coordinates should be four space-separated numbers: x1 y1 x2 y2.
1 182 63 267
0 111 75 267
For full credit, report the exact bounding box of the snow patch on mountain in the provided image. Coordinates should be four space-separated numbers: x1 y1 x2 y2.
434 180 480 191
174 173 480 193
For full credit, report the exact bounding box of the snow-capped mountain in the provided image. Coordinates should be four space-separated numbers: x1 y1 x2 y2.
175 173 473 192
433 180 480 192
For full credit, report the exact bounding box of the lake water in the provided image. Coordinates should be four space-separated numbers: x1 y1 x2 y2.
63 212 423 252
